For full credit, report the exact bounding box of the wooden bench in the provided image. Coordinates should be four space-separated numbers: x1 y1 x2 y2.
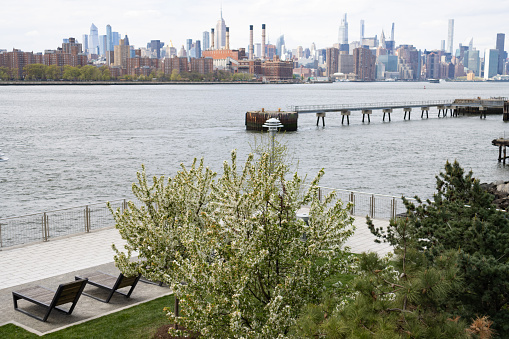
12 279 87 322
75 271 141 303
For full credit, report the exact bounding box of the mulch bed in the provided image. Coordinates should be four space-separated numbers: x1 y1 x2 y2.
153 324 199 339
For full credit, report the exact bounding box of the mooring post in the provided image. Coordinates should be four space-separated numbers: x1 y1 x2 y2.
499 146 503 162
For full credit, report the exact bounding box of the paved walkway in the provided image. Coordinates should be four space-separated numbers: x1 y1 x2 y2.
0 217 391 291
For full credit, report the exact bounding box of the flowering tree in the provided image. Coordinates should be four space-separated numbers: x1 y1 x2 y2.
111 150 354 338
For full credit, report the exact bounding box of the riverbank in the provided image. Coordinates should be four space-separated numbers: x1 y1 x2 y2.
0 81 269 86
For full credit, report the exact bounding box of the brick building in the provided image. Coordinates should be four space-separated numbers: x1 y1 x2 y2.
353 46 376 81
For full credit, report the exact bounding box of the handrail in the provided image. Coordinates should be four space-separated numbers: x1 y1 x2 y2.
0 188 414 249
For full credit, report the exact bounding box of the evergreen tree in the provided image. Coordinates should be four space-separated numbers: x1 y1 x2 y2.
374 160 509 335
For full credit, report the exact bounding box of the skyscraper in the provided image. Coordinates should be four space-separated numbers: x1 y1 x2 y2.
496 33 505 75
338 14 348 45
106 25 113 52
484 49 499 79
447 19 454 54
89 23 99 55
203 31 210 50
276 35 285 58
216 8 226 49
82 34 89 53
360 20 364 41
186 39 192 60
390 23 395 42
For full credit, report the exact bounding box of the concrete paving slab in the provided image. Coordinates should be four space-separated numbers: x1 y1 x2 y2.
0 261 172 335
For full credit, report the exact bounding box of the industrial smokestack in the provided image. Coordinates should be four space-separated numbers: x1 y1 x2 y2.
211 28 215 49
262 24 266 60
249 25 254 59
226 27 230 50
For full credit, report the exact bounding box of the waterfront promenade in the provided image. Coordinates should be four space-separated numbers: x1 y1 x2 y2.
0 217 390 334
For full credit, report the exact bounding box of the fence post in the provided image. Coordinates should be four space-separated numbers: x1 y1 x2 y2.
0 223 2 248
122 199 127 213
318 187 322 202
370 194 375 218
42 213 49 242
391 198 396 220
85 205 91 233
349 192 355 215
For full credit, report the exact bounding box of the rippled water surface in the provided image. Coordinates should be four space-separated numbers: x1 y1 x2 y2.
1 82 509 218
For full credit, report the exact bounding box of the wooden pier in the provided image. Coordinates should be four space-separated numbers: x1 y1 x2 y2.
492 138 509 165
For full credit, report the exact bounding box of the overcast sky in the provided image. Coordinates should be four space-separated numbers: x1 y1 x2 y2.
3 0 509 54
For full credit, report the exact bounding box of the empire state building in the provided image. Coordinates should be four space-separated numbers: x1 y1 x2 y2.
216 9 226 49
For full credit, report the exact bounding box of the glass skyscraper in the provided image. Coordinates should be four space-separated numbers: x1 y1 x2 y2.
338 14 348 45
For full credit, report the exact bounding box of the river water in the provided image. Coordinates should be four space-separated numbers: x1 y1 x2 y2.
1 81 508 218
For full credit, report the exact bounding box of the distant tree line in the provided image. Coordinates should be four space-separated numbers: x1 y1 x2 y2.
0 64 255 82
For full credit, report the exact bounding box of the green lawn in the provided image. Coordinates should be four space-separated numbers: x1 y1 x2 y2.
0 295 174 339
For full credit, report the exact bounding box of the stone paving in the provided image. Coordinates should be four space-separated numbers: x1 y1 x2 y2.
0 217 391 335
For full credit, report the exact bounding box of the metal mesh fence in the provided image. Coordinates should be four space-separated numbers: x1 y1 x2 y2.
314 186 413 220
0 187 412 249
0 199 126 249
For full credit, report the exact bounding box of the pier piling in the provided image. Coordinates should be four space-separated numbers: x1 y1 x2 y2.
341 110 350 125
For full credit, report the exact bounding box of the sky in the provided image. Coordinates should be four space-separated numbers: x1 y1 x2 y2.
3 0 509 55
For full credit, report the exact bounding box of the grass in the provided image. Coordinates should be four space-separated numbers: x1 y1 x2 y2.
0 295 174 339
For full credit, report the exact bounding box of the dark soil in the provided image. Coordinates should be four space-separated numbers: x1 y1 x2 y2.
152 324 199 339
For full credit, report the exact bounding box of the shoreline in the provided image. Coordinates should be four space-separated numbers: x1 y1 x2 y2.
0 81 271 86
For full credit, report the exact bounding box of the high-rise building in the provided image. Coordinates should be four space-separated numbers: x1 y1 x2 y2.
391 23 395 41
99 35 107 55
114 36 130 69
353 46 376 80
148 40 163 58
425 51 440 79
484 49 499 79
326 47 339 77
82 34 89 53
216 8 227 49
112 32 120 47
195 40 201 58
441 40 445 52
338 14 348 45
496 33 505 75
106 25 113 52
468 49 480 76
396 45 421 80
203 31 210 50
186 39 193 59
447 19 454 54
89 23 99 55
360 20 365 41
276 35 285 57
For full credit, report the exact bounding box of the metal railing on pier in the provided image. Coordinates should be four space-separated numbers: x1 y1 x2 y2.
289 100 452 113
0 189 411 249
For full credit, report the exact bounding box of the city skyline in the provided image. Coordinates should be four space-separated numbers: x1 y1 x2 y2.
2 0 509 54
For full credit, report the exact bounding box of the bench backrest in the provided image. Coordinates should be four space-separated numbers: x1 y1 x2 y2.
54 279 88 306
116 274 140 290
